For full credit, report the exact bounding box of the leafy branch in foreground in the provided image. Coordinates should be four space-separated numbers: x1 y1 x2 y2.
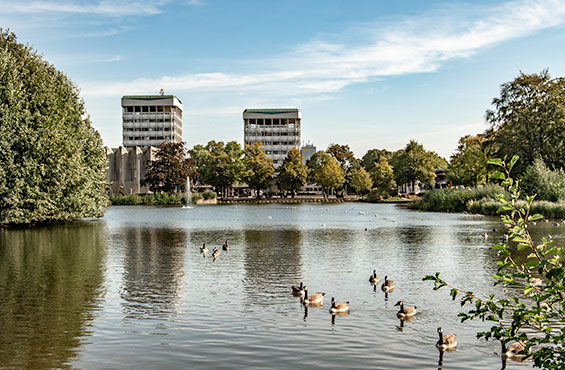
424 155 565 369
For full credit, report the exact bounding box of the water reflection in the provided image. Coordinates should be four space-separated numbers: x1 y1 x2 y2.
119 227 187 319
0 222 105 369
242 229 303 305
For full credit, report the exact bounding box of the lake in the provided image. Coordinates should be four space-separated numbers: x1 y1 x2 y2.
1 203 562 369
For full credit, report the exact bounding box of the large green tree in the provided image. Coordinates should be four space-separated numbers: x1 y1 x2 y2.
242 142 275 197
307 151 345 198
142 142 195 193
0 30 107 226
327 143 359 193
189 140 243 196
349 167 373 195
390 140 444 191
485 70 565 175
276 148 308 197
361 148 392 172
370 156 397 196
448 134 488 186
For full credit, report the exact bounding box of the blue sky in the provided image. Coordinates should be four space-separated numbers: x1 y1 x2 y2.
3 0 565 159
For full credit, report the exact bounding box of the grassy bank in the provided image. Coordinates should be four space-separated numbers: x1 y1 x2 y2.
410 184 565 218
109 190 218 206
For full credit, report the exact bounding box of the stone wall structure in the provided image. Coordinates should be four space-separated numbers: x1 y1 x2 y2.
105 146 158 196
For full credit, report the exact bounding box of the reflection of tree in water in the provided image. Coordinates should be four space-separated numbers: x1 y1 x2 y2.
242 229 302 305
0 222 105 369
120 227 187 319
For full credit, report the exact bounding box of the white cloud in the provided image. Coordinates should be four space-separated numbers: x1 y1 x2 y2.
0 1 164 16
80 0 565 98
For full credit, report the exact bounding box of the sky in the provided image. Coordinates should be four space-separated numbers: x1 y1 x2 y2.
2 0 565 159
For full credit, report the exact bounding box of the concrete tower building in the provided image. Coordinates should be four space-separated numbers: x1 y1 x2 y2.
122 95 183 147
243 108 301 166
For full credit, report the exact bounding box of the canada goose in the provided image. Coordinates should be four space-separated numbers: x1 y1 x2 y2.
303 288 325 305
394 300 417 318
530 277 543 287
381 276 394 293
222 240 230 252
329 297 349 313
542 218 549 223
501 341 527 360
369 270 380 284
482 232 488 239
552 222 561 227
212 247 220 259
200 243 208 253
291 282 306 296
436 327 457 350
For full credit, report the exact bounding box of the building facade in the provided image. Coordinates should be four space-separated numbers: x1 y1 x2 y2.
122 95 183 147
106 146 158 196
301 142 316 163
243 108 301 166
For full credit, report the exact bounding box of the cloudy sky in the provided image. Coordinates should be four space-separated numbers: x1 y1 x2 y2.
3 0 565 158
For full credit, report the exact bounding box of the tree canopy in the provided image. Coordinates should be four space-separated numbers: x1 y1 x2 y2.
390 140 442 190
276 148 308 197
241 142 275 197
370 156 396 196
307 151 345 197
448 134 488 187
189 140 243 195
485 70 565 175
361 148 392 172
349 167 373 195
0 30 107 226
142 142 195 193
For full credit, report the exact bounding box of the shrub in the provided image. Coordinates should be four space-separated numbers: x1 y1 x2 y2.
202 190 217 200
520 157 565 202
411 184 506 212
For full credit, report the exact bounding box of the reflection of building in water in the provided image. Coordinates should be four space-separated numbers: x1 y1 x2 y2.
0 222 105 369
120 227 187 318
242 229 303 304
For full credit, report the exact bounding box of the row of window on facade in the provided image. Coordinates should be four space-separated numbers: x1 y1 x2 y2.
124 105 182 115
245 118 298 126
123 118 175 123
124 127 172 132
124 136 171 141
245 131 299 137
245 141 300 146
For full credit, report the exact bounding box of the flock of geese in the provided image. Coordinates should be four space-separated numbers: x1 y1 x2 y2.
291 269 528 366
199 241 529 366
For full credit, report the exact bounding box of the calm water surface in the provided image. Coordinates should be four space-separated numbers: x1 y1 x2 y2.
1 203 563 369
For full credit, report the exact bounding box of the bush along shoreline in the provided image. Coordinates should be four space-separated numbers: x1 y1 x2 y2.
109 191 217 206
409 184 565 218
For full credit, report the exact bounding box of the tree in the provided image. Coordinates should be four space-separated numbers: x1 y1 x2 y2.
0 30 107 226
425 156 565 369
448 134 488 186
370 156 396 196
189 140 243 196
362 148 392 172
349 167 373 195
307 151 345 198
142 142 194 193
485 70 565 175
276 148 308 197
390 140 441 192
327 143 358 193
241 142 275 198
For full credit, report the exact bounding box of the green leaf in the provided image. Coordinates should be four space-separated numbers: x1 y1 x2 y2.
508 155 519 171
488 158 503 167
491 171 506 180
497 205 513 213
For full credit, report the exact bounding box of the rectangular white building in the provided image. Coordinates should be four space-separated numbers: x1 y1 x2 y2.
243 108 301 166
122 95 183 147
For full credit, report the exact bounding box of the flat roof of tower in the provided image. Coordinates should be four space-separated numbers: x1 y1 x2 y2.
122 95 182 104
243 108 299 114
